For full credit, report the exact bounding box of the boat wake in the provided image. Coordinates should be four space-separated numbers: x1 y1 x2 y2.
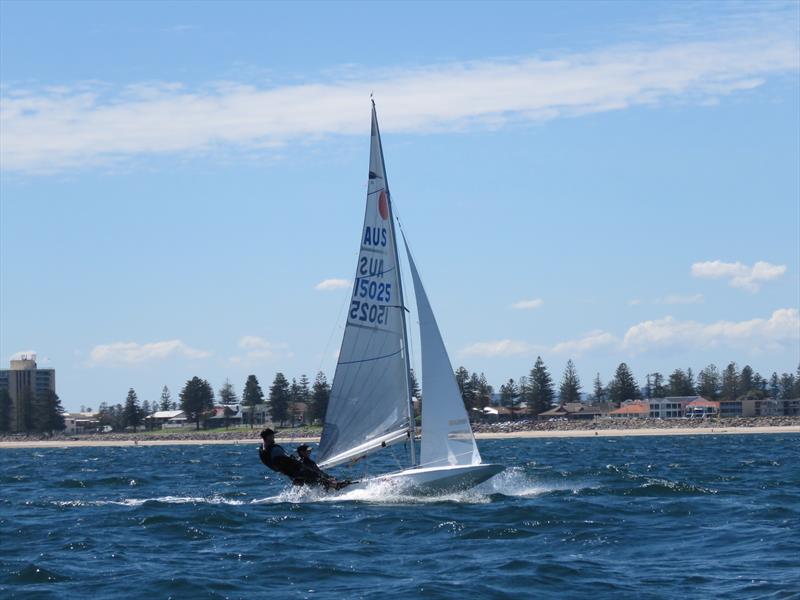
252 466 591 504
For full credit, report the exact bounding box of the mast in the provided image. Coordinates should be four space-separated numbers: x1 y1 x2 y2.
372 99 417 467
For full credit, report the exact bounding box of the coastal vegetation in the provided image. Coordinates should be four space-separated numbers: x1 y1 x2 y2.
2 360 798 436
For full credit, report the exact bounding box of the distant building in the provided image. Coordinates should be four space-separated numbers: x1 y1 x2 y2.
63 412 101 435
205 405 244 429
719 398 779 418
242 402 271 427
145 410 187 429
538 403 610 420
685 399 720 418
779 398 799 416
609 400 649 418
647 396 697 419
0 355 56 432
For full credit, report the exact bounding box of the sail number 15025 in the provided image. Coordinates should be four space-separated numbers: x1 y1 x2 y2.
349 300 389 325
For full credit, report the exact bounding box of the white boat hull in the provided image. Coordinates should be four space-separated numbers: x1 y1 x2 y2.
350 463 504 495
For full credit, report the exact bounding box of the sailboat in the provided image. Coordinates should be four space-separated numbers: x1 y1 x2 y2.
316 101 504 493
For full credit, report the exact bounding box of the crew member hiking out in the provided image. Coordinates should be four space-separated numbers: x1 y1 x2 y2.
296 444 353 491
258 429 353 491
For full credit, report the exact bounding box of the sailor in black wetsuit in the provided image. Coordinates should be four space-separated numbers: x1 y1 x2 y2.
296 444 352 491
258 428 305 484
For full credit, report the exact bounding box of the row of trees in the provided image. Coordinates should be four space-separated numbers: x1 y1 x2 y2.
460 359 800 417
0 388 66 434
94 372 334 432
84 357 800 430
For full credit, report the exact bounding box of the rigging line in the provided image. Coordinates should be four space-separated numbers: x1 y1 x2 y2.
390 199 421 465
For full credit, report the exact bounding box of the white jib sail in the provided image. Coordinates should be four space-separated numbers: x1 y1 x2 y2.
404 239 482 468
318 106 411 469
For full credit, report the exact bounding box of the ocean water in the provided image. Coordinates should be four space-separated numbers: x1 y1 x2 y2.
1 435 798 599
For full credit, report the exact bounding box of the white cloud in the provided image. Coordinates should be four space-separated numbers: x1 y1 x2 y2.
9 350 37 361
691 260 786 292
628 299 642 306
623 308 799 352
2 16 797 174
88 340 211 366
315 278 351 291
460 339 536 358
511 298 544 310
657 293 705 305
551 330 620 355
229 335 289 364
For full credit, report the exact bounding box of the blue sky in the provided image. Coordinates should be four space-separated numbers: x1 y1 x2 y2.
1 1 798 412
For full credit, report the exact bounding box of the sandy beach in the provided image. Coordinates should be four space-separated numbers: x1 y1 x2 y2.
1 425 798 449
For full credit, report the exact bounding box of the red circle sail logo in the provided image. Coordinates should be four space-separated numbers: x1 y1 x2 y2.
378 191 389 220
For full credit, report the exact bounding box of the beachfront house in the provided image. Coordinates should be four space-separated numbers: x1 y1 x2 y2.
685 399 720 418
647 396 696 419
146 410 187 429
538 403 609 420
719 398 780 418
241 402 270 427
204 405 244 429
609 400 649 418
63 412 101 435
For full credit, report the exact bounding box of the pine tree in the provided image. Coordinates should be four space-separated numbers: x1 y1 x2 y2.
779 373 796 400
269 372 291 426
159 386 172 411
409 368 422 402
310 372 330 423
558 359 582 404
651 372 667 398
499 378 519 419
667 369 694 396
477 373 493 409
592 373 606 403
721 362 739 402
0 389 12 432
218 378 238 405
289 378 301 426
242 374 265 428
409 368 422 418
179 377 215 430
298 374 311 403
696 364 721 400
465 373 480 411
769 372 780 399
739 365 754 395
608 363 639 404
528 356 555 415
124 388 142 432
454 366 470 411
38 391 65 434
644 374 652 400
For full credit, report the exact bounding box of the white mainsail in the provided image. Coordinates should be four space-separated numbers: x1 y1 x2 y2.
404 240 482 468
317 105 413 469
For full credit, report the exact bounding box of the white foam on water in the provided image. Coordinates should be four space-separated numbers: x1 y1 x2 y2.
483 466 594 498
53 495 247 507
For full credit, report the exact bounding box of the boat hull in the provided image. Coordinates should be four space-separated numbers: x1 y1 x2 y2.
351 463 504 495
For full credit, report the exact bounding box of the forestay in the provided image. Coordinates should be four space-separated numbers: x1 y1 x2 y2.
404 240 482 468
318 106 412 469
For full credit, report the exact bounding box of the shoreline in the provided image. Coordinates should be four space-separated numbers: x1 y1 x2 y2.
1 425 798 449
